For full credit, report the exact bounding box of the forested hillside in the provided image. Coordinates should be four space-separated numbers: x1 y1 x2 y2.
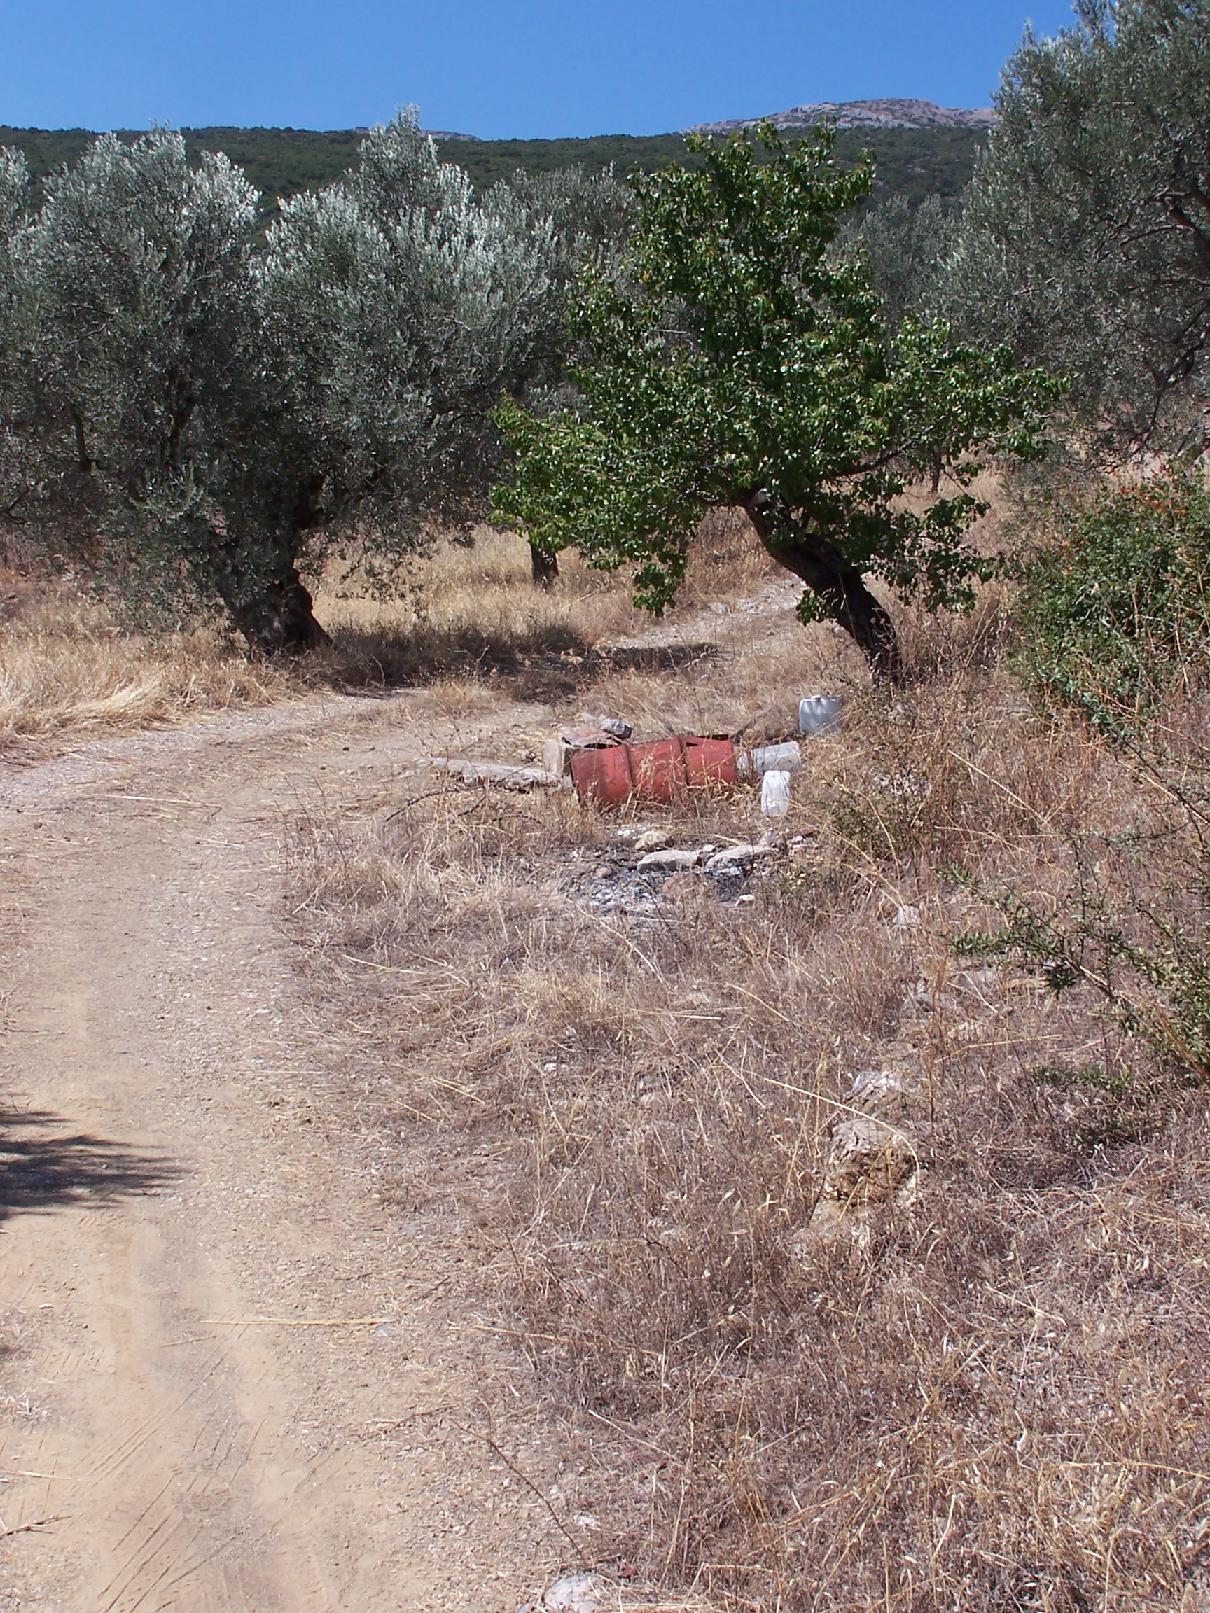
0 121 983 210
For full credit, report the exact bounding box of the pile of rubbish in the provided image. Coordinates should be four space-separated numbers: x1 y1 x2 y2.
432 697 842 819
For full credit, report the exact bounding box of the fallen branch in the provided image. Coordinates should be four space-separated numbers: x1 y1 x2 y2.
0 1513 65 1538
203 1315 393 1328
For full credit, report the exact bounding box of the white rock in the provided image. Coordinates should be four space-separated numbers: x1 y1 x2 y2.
633 828 671 853
848 1068 903 1105
542 1574 606 1612
705 843 777 874
637 848 700 871
891 904 921 929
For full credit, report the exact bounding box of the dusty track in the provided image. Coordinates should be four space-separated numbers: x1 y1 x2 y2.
0 692 565 1612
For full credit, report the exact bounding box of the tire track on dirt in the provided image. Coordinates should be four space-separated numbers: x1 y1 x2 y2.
0 690 567 1611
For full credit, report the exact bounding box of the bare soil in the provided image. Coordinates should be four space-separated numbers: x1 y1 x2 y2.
0 689 575 1612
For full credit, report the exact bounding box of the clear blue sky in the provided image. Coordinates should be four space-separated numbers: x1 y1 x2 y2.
3 0 1079 138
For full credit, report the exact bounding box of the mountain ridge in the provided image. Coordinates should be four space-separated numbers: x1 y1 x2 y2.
687 97 996 137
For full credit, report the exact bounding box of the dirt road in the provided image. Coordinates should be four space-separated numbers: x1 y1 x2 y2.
0 692 568 1612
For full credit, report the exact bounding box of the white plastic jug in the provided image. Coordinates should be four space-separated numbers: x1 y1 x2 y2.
761 769 792 817
799 696 842 737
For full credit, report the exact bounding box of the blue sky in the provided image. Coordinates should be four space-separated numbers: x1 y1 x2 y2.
3 0 1079 138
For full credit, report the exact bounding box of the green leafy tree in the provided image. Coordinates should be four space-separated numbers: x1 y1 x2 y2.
493 126 1056 680
944 0 1210 457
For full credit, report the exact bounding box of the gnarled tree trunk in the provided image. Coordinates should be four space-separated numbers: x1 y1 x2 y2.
741 488 901 683
219 563 330 655
207 529 330 656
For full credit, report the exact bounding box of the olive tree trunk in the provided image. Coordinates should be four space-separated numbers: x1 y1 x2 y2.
741 488 901 683
207 531 331 655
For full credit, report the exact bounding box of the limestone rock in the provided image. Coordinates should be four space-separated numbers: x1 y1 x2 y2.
800 1066 923 1245
820 1113 917 1205
542 1574 607 1612
637 847 700 871
633 828 671 853
704 842 776 875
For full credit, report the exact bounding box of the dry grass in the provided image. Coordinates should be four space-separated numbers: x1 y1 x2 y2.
287 547 1210 1611
0 571 294 754
0 518 779 756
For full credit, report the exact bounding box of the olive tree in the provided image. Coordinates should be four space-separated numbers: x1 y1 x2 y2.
944 0 1210 456
0 116 578 651
485 165 633 583
494 126 1057 680
233 119 561 645
846 193 955 334
0 132 262 608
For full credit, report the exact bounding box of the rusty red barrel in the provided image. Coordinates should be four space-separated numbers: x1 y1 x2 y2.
570 736 738 806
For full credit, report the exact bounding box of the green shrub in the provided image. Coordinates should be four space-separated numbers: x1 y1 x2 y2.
1017 473 1210 734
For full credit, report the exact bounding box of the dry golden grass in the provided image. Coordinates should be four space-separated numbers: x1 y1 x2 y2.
287 553 1210 1611
0 518 779 756
0 573 293 755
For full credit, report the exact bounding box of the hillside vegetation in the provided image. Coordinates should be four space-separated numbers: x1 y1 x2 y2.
0 121 984 212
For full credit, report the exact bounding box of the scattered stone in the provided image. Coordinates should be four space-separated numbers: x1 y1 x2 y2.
637 847 701 871
542 1574 607 1613
704 842 777 875
633 828 671 853
437 759 562 790
957 966 1001 994
848 1067 905 1108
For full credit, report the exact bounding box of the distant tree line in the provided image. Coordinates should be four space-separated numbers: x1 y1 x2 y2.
0 122 986 219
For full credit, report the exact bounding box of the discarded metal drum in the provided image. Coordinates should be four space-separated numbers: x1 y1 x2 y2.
570 736 738 806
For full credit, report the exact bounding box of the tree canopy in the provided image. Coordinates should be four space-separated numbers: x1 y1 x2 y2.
494 126 1057 679
0 116 625 649
944 0 1210 457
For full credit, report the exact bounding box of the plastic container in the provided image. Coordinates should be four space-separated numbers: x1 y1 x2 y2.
761 769 792 817
737 741 803 779
799 696 843 737
570 735 738 807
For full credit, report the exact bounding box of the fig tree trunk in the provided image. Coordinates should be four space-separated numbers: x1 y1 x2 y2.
529 540 559 587
742 489 901 683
